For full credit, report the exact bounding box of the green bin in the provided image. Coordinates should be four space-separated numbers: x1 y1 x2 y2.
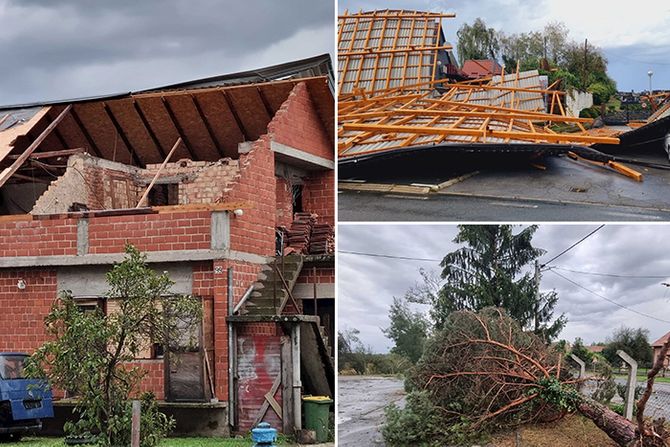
302 395 333 442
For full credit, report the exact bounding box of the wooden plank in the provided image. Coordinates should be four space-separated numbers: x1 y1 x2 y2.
265 390 283 420
152 201 250 213
7 147 84 160
341 122 621 145
161 97 196 159
136 138 182 208
0 105 72 189
252 375 282 427
281 337 294 434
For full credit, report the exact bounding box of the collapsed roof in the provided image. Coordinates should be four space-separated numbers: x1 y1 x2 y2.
338 9 461 95
337 11 621 163
0 54 334 188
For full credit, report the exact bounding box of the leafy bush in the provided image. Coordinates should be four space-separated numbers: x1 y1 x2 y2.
383 391 479 447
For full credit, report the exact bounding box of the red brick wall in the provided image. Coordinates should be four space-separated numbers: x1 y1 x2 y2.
222 135 276 257
87 211 211 254
0 218 78 257
302 170 335 225
275 177 293 228
269 82 333 162
0 269 56 353
295 266 335 285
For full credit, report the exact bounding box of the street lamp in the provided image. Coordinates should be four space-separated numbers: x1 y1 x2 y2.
648 70 654 96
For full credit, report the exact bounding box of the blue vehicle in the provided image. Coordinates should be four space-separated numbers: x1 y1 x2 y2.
0 353 54 441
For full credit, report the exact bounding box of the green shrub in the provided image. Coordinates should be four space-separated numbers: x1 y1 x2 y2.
383 391 480 447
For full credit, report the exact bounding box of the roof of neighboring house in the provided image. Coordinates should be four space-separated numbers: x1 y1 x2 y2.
462 59 503 78
587 345 605 353
652 331 670 347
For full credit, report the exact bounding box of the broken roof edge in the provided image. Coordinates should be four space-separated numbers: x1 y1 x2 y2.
337 142 606 164
0 53 334 112
138 53 334 94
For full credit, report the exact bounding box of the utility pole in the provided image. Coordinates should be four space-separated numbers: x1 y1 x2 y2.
533 259 540 332
583 38 588 90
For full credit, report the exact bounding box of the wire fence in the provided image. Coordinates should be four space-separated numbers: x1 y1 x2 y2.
579 376 670 420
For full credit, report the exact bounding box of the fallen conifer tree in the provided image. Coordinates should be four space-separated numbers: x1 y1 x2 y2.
390 308 670 446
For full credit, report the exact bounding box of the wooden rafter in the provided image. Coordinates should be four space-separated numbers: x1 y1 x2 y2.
0 105 72 188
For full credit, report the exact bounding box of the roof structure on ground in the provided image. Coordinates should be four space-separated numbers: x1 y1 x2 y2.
337 9 455 94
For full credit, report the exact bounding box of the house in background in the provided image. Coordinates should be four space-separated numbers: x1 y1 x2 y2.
652 331 670 368
0 54 335 436
462 59 503 79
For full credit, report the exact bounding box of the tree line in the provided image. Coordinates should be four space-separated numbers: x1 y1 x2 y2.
456 18 617 106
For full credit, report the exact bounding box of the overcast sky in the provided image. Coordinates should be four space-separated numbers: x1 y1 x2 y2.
339 224 670 352
0 0 334 105
339 0 670 92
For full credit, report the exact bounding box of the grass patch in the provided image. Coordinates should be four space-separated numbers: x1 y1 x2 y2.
613 373 670 383
0 438 293 447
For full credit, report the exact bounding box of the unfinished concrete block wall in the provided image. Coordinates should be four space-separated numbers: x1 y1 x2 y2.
31 154 140 214
142 158 240 205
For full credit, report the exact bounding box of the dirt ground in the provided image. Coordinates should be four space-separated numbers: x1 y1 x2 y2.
490 414 618 447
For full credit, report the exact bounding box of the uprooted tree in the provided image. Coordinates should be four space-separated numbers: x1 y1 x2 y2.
25 244 202 447
386 307 670 447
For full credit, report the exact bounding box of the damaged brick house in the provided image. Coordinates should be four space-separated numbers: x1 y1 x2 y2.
0 55 335 436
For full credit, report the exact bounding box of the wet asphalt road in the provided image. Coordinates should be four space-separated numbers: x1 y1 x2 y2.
338 375 405 447
339 190 670 222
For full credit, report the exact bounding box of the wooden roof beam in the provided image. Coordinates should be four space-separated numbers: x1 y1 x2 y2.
338 12 456 19
132 99 167 159
341 122 620 145
102 102 143 167
161 96 196 160
339 45 452 56
69 107 103 158
189 94 225 159
0 105 72 188
220 90 251 141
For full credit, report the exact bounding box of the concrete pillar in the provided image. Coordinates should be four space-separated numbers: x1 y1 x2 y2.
570 354 586 390
291 324 302 431
617 350 638 421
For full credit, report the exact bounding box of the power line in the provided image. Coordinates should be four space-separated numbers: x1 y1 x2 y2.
549 269 670 324
549 266 669 280
541 225 605 267
338 250 442 262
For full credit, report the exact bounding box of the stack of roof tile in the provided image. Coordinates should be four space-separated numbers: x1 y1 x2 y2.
309 223 334 255
283 212 317 254
279 213 334 255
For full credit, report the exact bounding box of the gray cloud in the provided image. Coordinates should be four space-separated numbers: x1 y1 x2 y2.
339 224 670 352
0 0 333 104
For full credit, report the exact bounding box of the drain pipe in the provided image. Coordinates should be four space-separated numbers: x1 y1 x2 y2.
227 267 236 430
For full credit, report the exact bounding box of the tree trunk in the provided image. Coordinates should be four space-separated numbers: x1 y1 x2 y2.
578 398 637 446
